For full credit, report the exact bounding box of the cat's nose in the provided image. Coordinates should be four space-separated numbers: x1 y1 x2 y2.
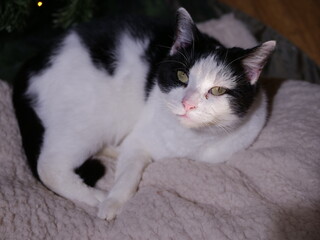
182 100 196 111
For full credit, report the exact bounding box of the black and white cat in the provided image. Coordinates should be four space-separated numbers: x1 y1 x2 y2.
13 8 275 220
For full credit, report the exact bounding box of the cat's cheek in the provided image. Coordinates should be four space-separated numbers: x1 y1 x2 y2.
177 112 205 128
178 118 199 128
164 97 186 116
166 102 185 116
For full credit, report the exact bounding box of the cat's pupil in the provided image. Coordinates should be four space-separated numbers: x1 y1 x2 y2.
210 86 227 96
177 70 188 84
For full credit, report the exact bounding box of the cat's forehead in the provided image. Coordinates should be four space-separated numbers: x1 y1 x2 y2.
189 54 237 89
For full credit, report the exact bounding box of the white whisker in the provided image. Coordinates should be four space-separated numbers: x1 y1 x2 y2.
177 50 188 63
224 52 252 70
159 60 187 68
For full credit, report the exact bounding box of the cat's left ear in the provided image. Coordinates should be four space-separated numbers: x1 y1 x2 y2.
170 8 198 55
242 41 276 85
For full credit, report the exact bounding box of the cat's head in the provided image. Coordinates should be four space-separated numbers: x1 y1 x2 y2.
157 8 276 129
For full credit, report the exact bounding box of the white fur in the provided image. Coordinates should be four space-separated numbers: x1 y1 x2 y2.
26 25 269 220
97 55 268 219
98 82 267 220
165 56 238 128
27 32 150 206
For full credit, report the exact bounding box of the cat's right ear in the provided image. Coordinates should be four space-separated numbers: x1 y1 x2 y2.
170 8 197 55
242 41 276 85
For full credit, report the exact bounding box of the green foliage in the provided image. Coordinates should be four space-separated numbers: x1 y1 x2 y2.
0 0 33 32
143 0 170 17
53 0 93 29
0 0 94 33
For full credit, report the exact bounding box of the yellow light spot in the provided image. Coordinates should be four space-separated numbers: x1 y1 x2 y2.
38 1 43 7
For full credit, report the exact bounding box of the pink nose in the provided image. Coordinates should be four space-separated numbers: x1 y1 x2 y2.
182 100 196 111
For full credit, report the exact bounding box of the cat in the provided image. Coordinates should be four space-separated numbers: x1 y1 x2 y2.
12 8 276 221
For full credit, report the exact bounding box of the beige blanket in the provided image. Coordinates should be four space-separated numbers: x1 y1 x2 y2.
1 15 320 240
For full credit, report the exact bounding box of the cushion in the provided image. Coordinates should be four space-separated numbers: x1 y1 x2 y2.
1 15 319 239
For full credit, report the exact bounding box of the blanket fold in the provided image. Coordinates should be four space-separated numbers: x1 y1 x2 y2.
1 79 320 239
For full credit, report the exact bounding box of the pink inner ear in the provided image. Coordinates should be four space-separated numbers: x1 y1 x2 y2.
246 67 262 85
170 43 181 55
242 41 276 85
170 40 191 55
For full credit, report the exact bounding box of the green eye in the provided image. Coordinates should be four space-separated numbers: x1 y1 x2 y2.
177 70 189 84
210 86 227 96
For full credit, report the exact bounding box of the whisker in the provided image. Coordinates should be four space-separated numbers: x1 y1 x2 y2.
159 60 187 67
223 49 229 65
224 52 252 70
217 124 231 134
191 36 195 60
177 50 188 62
164 101 179 112
155 44 172 50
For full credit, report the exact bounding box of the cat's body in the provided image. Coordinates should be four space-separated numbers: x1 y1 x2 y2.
13 8 275 220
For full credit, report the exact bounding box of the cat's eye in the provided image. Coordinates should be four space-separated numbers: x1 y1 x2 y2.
177 70 189 84
210 86 227 96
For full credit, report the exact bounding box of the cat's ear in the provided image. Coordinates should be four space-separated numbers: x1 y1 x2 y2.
170 8 197 55
242 41 276 85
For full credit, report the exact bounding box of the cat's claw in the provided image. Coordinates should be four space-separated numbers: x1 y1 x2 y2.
97 198 123 221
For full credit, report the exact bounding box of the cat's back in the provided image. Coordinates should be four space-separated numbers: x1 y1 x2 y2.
18 15 174 101
13 16 173 148
74 16 173 78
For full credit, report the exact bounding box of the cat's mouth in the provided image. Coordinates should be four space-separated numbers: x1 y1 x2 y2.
177 113 188 118
176 113 198 127
177 114 204 129
176 112 214 129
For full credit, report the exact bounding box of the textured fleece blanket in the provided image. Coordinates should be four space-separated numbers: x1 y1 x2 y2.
1 15 320 240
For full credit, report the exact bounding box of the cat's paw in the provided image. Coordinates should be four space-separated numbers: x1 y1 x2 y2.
93 189 106 203
97 197 123 221
83 189 106 207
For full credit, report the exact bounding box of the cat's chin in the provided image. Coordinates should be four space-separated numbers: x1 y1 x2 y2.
177 114 211 129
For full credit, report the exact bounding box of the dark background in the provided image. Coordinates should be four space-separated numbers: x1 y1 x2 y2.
1 0 319 85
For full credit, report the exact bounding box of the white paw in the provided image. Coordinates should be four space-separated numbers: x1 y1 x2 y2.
82 189 106 207
93 189 106 203
97 197 123 221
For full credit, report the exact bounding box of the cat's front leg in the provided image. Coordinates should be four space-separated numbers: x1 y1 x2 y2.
95 145 119 159
97 148 151 220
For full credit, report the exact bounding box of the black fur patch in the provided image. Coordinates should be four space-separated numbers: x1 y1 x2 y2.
75 16 175 99
218 47 259 116
75 18 119 75
157 30 222 93
157 29 260 117
13 14 261 186
74 158 106 187
143 22 175 98
12 41 61 179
